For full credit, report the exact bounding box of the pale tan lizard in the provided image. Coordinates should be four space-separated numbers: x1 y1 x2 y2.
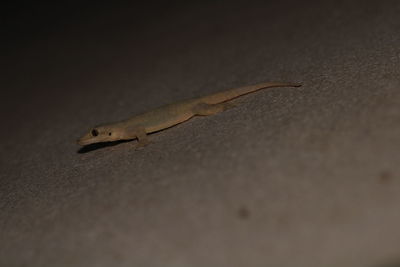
77 81 301 146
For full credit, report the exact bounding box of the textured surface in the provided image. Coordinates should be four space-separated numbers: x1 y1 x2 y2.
1 1 400 266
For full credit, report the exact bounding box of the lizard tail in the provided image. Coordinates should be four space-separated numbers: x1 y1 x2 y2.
200 81 301 105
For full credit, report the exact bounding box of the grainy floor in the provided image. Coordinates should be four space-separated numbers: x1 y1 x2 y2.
1 1 400 266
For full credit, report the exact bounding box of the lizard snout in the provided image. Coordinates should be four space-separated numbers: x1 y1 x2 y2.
77 132 94 146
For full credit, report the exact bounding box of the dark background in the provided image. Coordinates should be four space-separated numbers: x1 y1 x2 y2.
1 1 400 266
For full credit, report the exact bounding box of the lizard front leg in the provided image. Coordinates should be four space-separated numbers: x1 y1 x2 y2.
125 126 150 148
135 127 151 147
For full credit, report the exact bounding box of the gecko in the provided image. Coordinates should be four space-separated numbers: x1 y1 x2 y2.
77 81 301 147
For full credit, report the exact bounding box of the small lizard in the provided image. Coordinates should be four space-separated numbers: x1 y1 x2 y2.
77 81 301 147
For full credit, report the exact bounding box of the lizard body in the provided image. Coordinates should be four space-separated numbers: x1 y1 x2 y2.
77 81 301 146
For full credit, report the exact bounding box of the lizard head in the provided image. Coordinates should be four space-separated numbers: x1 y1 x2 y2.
77 125 126 146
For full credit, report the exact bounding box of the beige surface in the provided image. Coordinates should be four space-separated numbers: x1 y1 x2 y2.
1 1 400 266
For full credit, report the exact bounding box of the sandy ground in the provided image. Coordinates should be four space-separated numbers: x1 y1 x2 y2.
1 1 400 266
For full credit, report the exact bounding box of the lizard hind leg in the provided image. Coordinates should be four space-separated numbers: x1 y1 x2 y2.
192 102 236 116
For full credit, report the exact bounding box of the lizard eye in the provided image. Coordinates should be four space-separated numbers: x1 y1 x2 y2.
108 132 112 136
91 129 99 136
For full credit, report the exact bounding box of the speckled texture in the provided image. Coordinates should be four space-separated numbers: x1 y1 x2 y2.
1 1 400 267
